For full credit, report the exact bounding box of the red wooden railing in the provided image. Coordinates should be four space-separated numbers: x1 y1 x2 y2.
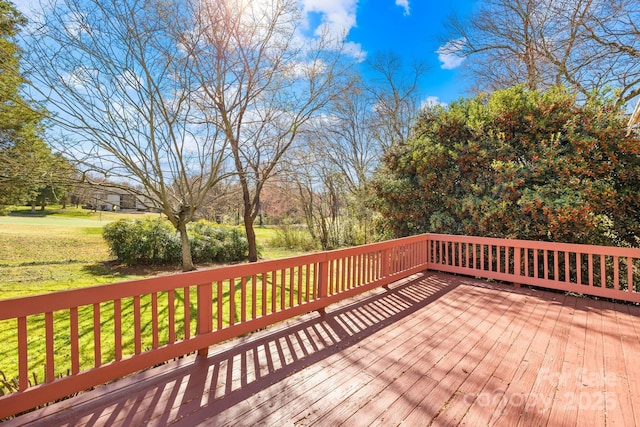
0 234 429 419
427 234 640 303
2 233 640 419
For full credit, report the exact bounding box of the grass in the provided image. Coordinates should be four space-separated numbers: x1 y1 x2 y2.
0 206 314 393
0 206 304 300
0 207 156 299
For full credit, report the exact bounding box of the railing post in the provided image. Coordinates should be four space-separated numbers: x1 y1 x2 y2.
424 235 430 269
197 282 213 356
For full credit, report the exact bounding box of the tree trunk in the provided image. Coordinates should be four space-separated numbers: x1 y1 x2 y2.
177 221 196 271
244 211 258 262
30 202 36 213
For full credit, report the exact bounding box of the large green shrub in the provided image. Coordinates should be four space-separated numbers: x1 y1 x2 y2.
103 219 248 265
372 86 640 246
188 221 249 263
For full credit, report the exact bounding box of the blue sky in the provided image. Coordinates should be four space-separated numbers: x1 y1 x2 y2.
300 0 479 106
352 0 477 105
14 0 478 105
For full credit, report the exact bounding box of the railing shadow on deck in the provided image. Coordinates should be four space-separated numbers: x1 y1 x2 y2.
14 273 459 427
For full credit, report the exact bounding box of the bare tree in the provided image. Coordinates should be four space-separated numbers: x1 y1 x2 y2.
297 80 382 246
314 80 380 195
367 52 427 150
183 0 350 261
281 54 425 248
22 0 229 270
443 0 640 105
580 0 640 103
444 0 558 92
288 144 347 250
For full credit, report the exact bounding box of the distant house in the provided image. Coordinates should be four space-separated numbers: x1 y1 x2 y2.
86 187 157 212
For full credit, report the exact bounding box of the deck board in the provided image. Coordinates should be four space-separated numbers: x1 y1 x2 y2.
5 271 640 427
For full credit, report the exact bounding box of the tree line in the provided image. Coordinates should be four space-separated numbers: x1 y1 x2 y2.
2 0 640 271
3 0 423 270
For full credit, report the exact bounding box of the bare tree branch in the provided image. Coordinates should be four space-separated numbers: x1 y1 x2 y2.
22 0 231 270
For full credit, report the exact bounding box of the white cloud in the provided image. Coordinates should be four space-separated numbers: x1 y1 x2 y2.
298 0 366 59
436 38 467 70
300 0 358 39
395 0 410 16
343 41 366 62
421 96 447 109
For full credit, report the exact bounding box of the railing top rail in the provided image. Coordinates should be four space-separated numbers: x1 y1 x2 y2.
0 252 315 320
428 233 640 257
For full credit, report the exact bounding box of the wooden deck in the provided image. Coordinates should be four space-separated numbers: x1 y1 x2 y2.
6 271 640 427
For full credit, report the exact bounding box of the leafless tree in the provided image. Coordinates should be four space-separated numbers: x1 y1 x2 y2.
22 0 230 270
367 52 427 150
579 0 640 103
313 80 379 195
443 0 640 105
281 53 425 248
183 0 351 261
287 144 347 250
444 0 559 91
298 80 382 245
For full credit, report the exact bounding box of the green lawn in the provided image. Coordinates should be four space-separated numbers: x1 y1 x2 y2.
0 208 155 299
0 206 304 300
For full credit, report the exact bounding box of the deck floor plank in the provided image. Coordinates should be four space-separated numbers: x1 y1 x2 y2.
575 298 606 427
620 304 640 424
425 289 527 426
5 272 640 427
551 295 585 427
336 286 506 427
600 301 636 426
457 290 550 426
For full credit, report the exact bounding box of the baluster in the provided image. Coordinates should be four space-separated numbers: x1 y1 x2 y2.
45 312 54 382
18 316 28 390
151 294 158 349
70 307 80 373
168 290 175 343
114 299 122 360
93 303 102 366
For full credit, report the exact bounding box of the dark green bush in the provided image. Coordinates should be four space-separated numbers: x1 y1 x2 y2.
103 219 248 265
217 228 249 262
102 218 180 265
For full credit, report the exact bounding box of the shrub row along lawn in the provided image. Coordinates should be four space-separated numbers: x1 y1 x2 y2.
0 207 308 392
